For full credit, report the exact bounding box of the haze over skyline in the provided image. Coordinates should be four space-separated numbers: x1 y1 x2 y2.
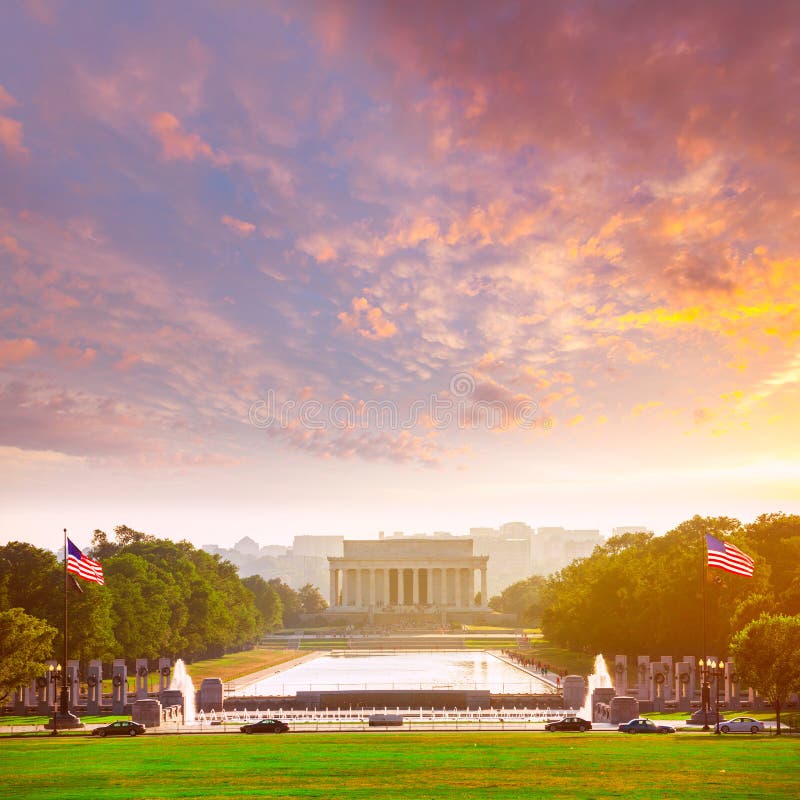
2 1 799 551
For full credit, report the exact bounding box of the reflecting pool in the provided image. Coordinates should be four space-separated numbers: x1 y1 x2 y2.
237 651 552 695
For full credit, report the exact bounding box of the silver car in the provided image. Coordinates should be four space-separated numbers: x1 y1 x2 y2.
719 716 764 734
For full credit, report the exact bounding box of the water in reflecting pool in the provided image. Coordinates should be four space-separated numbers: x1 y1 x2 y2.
237 651 552 695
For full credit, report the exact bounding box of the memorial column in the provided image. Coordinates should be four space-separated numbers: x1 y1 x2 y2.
355 564 363 608
329 569 337 608
342 568 350 607
480 567 487 607
398 567 405 605
412 567 420 605
455 568 462 609
369 569 376 607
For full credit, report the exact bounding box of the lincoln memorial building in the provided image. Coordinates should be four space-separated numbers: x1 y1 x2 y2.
328 539 489 613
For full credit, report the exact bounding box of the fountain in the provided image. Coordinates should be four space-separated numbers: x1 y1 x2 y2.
169 659 196 724
580 654 612 720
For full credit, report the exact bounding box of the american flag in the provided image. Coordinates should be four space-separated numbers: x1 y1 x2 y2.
66 538 105 585
706 534 754 577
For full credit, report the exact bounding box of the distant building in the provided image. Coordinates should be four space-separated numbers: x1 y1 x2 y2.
328 538 488 612
611 526 652 537
533 527 603 574
233 536 260 556
291 535 344 559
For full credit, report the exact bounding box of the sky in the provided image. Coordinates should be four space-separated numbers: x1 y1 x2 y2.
2 0 799 551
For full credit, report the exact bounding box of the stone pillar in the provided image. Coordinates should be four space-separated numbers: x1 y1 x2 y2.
675 662 692 712
467 568 474 607
342 569 350 606
67 660 80 711
480 568 488 607
41 660 57 714
610 696 639 724
132 698 162 728
158 658 171 693
135 658 149 700
637 656 650 700
112 659 127 714
13 684 26 713
614 656 627 695
591 687 616 721
748 687 765 710
355 567 363 608
682 656 696 700
412 568 420 605
562 675 586 710
398 568 405 605
86 659 102 714
329 569 337 608
660 657 673 701
369 569 376 608
650 662 666 711
199 678 223 711
455 569 462 609
725 661 740 710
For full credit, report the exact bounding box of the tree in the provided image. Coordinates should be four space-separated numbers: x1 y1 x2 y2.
298 583 328 615
268 579 302 625
539 517 767 655
0 608 57 703
729 613 800 735
242 575 283 633
489 575 546 625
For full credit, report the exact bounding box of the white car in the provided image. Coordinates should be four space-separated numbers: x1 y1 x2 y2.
719 716 764 734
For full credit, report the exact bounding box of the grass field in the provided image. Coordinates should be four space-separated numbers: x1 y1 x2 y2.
0 732 797 800
182 649 300 686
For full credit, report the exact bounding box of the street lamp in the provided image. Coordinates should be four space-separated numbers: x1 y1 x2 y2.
709 659 726 734
48 663 62 736
698 658 711 731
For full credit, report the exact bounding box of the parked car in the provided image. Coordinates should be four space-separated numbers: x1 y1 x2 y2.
719 717 765 734
240 718 289 734
92 720 146 737
618 718 675 734
544 716 592 732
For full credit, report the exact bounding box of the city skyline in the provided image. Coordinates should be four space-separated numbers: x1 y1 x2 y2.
2 2 799 551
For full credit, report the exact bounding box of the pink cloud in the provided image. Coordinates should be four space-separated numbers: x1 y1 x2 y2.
150 111 220 163
0 84 17 111
54 344 97 367
0 337 39 367
337 297 397 340
0 235 29 259
221 215 256 236
0 116 28 158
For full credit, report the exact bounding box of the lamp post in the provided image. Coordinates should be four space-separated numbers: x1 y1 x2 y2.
48 663 62 736
699 658 711 731
709 659 726 734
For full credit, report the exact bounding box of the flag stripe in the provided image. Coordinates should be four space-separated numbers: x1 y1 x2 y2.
66 538 105 585
706 534 754 577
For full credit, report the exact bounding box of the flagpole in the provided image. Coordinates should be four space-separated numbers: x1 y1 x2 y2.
701 530 709 731
62 527 69 721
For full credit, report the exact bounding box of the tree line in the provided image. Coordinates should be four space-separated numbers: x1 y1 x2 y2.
0 525 327 701
494 513 800 732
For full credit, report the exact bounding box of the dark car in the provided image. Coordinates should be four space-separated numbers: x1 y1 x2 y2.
92 720 146 737
240 718 289 734
618 718 675 734
544 716 592 732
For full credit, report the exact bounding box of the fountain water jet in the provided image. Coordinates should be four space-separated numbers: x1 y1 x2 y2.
169 659 196 724
580 654 611 720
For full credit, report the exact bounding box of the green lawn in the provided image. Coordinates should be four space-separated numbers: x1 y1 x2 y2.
183 649 301 686
0 732 797 800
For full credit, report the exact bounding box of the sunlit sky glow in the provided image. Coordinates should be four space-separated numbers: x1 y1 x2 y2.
2 1 799 550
